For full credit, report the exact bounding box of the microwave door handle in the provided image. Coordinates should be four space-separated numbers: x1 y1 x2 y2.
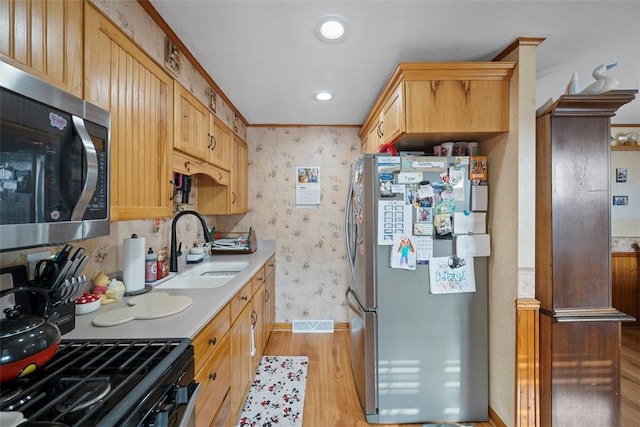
70 115 98 221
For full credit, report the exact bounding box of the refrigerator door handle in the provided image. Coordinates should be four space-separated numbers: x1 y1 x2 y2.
346 288 369 314
344 167 356 282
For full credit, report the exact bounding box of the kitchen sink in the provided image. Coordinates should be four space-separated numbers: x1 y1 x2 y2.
155 261 250 289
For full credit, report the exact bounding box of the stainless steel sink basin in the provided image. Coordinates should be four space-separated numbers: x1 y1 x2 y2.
155 261 250 289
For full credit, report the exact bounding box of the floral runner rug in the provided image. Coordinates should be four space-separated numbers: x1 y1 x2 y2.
238 355 309 427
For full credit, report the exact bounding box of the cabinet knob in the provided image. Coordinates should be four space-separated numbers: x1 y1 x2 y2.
232 192 237 203
265 289 270 302
184 161 190 171
209 372 217 381
209 337 217 346
241 295 248 301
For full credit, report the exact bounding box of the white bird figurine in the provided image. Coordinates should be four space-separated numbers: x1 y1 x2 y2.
565 71 580 94
579 63 619 95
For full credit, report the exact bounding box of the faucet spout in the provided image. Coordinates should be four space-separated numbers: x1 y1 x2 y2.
169 210 213 273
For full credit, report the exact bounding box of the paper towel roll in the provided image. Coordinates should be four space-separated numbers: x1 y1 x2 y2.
123 234 145 293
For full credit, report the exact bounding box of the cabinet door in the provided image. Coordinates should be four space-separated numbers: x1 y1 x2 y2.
174 83 210 160
230 303 253 423
211 391 231 427
0 0 82 97
251 285 265 374
230 136 248 214
381 85 404 143
84 3 173 220
209 115 232 171
195 334 230 427
264 258 276 344
405 79 509 133
365 118 382 153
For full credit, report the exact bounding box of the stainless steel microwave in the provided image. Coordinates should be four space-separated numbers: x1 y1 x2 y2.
0 61 110 251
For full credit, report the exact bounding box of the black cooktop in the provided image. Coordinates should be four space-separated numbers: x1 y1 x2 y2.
0 338 193 426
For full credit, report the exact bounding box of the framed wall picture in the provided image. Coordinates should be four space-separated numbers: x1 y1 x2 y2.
613 195 628 206
616 168 628 183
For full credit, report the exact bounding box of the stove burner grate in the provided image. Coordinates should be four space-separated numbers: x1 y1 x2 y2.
55 377 111 413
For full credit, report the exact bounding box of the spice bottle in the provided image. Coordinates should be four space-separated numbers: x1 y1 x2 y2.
145 247 157 283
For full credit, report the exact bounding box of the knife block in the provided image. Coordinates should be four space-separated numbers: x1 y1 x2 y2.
50 300 76 335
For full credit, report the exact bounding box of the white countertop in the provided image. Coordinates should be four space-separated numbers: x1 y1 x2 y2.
64 240 276 341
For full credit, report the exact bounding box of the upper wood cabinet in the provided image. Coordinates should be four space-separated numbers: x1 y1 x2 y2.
360 62 515 151
0 0 83 97
174 83 233 171
230 136 248 214
174 83 210 160
209 115 233 171
84 2 173 220
198 134 248 215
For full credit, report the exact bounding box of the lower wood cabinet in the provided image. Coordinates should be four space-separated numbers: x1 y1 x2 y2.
251 282 266 374
211 391 232 427
195 334 230 427
230 302 253 421
193 304 230 426
264 256 276 344
193 256 276 427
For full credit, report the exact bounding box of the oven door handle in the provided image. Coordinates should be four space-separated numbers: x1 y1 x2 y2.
177 382 201 427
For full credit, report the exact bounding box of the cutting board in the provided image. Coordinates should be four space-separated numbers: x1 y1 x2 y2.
92 292 192 327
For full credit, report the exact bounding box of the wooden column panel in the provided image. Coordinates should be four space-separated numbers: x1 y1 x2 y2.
548 117 611 309
535 91 637 427
540 316 621 426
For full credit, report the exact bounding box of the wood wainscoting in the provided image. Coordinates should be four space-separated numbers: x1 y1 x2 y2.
612 252 640 327
515 298 540 427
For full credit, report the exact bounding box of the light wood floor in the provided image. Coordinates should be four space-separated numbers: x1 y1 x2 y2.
622 327 640 427
264 330 493 427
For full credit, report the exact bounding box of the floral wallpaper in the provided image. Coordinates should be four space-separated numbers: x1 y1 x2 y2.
217 127 361 322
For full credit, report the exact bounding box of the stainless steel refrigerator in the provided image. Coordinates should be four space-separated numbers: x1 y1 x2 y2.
344 154 488 424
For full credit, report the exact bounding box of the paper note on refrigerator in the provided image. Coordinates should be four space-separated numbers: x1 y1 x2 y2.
453 212 486 234
429 256 476 294
378 200 412 245
456 234 491 257
390 234 417 270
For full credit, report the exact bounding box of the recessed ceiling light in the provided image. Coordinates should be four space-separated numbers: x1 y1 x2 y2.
315 15 348 43
314 91 333 101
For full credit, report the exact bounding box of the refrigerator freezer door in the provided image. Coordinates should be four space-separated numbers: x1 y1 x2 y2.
374 257 489 423
346 288 377 417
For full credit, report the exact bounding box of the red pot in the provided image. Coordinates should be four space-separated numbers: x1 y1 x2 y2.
0 287 61 383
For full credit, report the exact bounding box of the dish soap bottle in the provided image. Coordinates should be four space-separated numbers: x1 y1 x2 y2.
145 247 157 283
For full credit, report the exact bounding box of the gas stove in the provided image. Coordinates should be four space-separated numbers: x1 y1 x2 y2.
0 338 197 427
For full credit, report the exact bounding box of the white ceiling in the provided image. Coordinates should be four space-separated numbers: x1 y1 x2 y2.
149 0 640 126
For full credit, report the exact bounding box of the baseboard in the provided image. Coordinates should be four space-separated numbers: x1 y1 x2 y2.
489 406 507 427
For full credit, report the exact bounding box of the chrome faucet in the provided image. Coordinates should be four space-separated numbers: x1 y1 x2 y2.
170 210 214 272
